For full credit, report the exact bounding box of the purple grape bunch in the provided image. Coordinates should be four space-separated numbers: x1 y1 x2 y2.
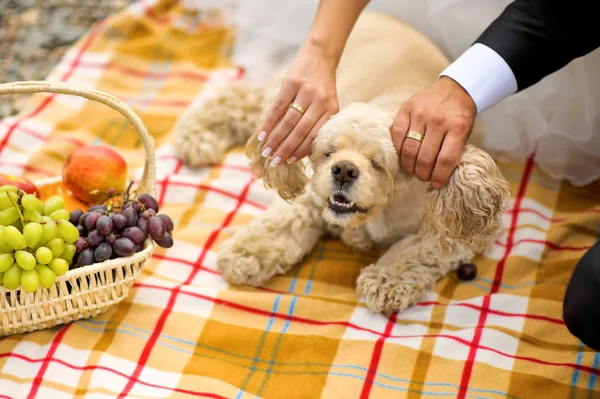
69 193 174 268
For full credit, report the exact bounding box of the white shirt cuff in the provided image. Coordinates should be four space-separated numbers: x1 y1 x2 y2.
439 43 518 113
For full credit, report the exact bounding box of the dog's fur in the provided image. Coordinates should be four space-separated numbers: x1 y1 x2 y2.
173 11 512 314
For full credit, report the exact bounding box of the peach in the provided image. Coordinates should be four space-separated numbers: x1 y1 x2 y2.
0 174 38 194
62 146 127 205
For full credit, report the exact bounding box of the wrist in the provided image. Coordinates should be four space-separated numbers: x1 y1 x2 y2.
438 76 476 114
302 33 343 67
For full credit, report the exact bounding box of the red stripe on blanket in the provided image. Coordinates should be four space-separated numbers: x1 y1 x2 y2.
360 312 398 398
457 154 535 399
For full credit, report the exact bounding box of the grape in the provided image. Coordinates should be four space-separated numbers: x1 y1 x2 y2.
0 193 12 210
141 209 157 219
76 225 87 236
86 230 104 248
35 264 56 289
113 238 135 256
0 185 18 193
3 264 21 290
89 205 108 213
23 222 43 248
20 269 40 292
155 232 174 248
48 258 69 276
0 231 13 253
121 227 145 245
85 212 101 231
43 196 65 216
157 214 174 233
148 217 166 240
60 244 76 262
58 221 79 244
0 207 19 226
79 212 89 227
122 201 134 210
110 214 127 231
96 215 113 236
77 249 94 267
138 194 159 212
69 209 83 225
0 253 15 273
15 250 36 270
75 237 89 253
122 207 138 227
94 242 112 262
134 243 144 252
35 198 44 213
4 226 26 250
24 210 42 223
35 247 53 265
50 209 70 221
21 194 39 211
106 233 117 244
40 215 51 223
41 220 58 245
47 238 65 258
138 218 148 236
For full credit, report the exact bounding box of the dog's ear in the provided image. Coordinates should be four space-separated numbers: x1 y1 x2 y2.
245 128 309 201
423 145 512 248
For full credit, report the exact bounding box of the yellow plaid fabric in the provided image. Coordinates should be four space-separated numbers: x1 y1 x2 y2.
0 1 599 398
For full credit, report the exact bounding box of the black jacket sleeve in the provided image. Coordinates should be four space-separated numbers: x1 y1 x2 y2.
474 0 600 92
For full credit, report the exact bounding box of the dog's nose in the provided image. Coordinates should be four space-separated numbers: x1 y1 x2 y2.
331 161 359 184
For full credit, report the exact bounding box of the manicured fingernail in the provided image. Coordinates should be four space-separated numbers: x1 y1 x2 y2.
270 156 281 167
257 130 266 141
261 147 272 157
287 156 297 164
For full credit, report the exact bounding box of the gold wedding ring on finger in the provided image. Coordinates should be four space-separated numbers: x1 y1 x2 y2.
406 130 424 143
289 102 306 115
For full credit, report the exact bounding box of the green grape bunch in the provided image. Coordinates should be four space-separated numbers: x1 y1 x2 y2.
0 185 78 293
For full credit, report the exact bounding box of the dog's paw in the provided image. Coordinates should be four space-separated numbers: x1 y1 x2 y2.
174 128 228 167
216 238 279 287
356 264 429 314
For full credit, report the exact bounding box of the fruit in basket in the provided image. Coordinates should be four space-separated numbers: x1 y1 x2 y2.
62 146 127 205
0 174 38 194
0 186 75 291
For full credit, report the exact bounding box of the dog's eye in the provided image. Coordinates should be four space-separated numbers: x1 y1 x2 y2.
370 159 383 171
324 150 335 157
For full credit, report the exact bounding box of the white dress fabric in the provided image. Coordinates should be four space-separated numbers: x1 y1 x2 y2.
212 0 600 186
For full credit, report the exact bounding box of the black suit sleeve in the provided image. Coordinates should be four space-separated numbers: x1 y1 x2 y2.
474 0 600 92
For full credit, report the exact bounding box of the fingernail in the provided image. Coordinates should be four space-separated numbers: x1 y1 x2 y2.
261 147 272 157
287 156 297 164
431 183 441 189
257 130 266 141
270 156 281 167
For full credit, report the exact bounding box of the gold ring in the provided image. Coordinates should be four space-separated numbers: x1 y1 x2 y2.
406 130 424 143
289 102 305 115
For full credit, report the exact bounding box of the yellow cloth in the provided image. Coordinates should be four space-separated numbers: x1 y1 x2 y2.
0 2 599 398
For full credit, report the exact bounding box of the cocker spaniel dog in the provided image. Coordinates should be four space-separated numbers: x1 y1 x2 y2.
173 11 511 314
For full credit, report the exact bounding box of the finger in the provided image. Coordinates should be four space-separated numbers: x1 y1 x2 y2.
430 132 466 188
259 80 299 141
292 112 331 161
400 118 425 176
390 107 411 155
414 127 445 182
261 94 308 159
271 106 322 166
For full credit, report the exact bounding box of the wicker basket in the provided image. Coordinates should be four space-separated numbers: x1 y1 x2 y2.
0 81 157 336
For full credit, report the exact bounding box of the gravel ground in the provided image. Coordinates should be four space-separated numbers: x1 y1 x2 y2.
0 0 134 119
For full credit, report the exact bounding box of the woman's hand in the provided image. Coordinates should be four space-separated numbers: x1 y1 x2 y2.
392 76 477 188
258 43 340 167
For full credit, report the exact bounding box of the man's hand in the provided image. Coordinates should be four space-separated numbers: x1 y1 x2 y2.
392 76 477 188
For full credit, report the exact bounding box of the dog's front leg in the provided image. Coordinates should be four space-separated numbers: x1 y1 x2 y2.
217 190 326 286
356 234 469 314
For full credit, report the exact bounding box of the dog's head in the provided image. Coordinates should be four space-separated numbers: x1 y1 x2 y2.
247 102 511 244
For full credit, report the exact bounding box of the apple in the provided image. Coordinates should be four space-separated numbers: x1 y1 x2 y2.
62 146 127 205
0 174 38 194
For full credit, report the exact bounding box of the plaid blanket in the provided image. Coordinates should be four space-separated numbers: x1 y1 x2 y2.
0 1 599 398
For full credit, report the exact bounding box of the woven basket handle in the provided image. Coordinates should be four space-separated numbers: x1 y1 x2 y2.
0 81 156 197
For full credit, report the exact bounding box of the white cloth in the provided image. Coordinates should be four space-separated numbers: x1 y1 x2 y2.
219 0 600 186
439 43 518 113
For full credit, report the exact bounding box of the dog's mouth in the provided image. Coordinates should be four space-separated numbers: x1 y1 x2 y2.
327 194 368 214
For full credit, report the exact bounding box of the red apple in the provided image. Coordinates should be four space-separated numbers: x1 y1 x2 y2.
0 174 38 194
62 146 127 205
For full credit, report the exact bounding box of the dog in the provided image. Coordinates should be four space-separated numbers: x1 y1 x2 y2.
172 11 511 314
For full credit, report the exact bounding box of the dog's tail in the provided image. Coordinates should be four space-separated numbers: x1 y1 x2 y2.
173 81 266 166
